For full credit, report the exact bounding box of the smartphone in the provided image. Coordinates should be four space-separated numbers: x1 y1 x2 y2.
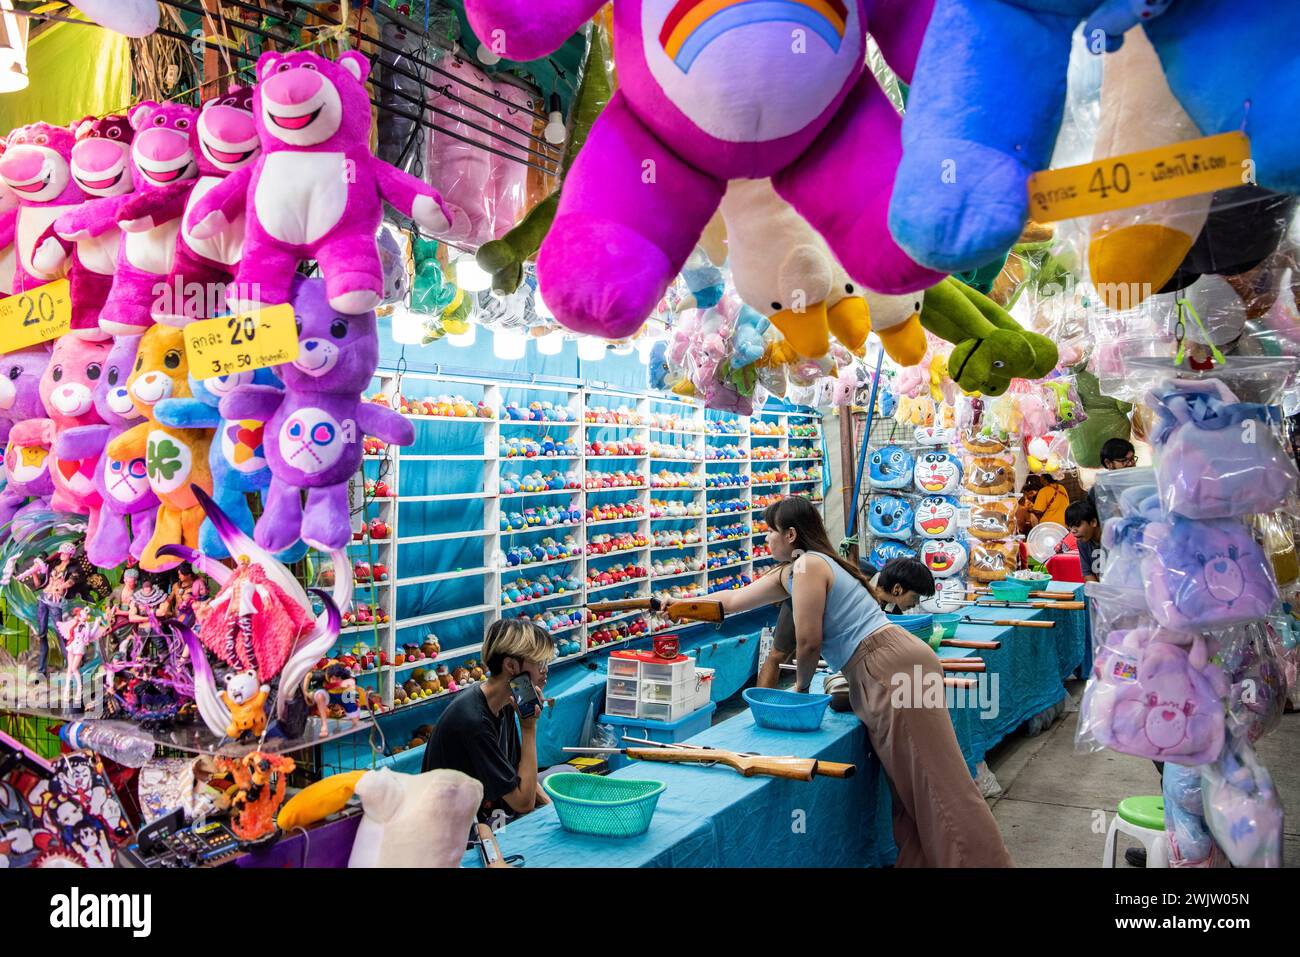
509 674 541 719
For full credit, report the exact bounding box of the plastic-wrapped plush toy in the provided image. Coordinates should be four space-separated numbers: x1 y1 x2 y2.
868 445 915 490
155 368 307 563
920 538 968 579
1100 483 1159 592
426 52 496 248
0 344 54 532
0 122 84 295
962 455 1015 497
1081 627 1227 765
919 575 966 612
868 540 917 569
31 114 135 339
38 336 113 523
890 0 1300 273
54 102 200 336
106 323 213 571
968 540 1016 582
219 277 415 553
187 50 452 315
913 450 962 495
968 500 1016 541
1161 763 1219 867
465 0 946 339
1201 739 1283 868
52 335 157 567
868 494 916 542
1068 369 1132 468
1141 514 1280 632
1145 378 1298 520
914 495 959 539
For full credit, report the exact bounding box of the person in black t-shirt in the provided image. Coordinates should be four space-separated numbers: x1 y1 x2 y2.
1066 499 1102 582
421 619 555 824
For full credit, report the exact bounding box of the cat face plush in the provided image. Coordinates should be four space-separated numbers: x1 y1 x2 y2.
961 430 1008 456
913 451 962 495
869 445 914 490
283 276 380 395
914 495 959 539
1142 516 1279 631
968 540 1017 582
920 539 967 579
869 540 917 568
868 494 915 541
914 425 953 446
968 500 1016 541
963 456 1014 496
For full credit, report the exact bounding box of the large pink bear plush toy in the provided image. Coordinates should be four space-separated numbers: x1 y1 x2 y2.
0 123 85 295
0 345 53 534
188 50 452 315
55 335 157 566
0 137 16 295
465 0 943 338
32 114 136 340
134 86 260 326
38 336 113 530
55 102 200 336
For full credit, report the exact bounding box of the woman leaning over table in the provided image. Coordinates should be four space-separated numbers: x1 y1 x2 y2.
679 496 1012 868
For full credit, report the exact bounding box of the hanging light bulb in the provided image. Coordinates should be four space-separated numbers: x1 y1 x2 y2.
493 328 528 360
577 337 607 362
637 339 658 364
0 1 29 94
543 92 566 145
447 324 477 348
390 302 424 345
455 254 492 293
537 332 564 355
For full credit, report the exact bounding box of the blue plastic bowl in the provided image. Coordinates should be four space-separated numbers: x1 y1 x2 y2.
887 612 934 637
932 612 963 639
743 687 832 731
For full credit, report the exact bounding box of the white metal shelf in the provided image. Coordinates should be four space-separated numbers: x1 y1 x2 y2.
398 567 492 586
586 516 647 527
586 579 650 596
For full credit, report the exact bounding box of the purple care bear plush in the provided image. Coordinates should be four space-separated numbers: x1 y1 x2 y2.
1089 627 1227 766
218 277 415 553
140 86 260 326
55 335 157 566
1142 515 1280 631
464 0 944 339
38 336 113 531
187 50 452 316
55 102 200 336
30 115 136 340
0 122 85 295
0 344 54 533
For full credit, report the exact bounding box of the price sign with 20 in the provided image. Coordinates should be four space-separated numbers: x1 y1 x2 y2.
184 303 300 380
0 279 72 353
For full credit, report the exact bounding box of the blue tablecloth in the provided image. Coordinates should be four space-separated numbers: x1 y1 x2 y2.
463 674 897 868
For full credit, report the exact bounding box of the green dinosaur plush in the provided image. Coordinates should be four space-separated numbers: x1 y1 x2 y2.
1067 369 1134 468
475 23 615 295
917 279 1058 396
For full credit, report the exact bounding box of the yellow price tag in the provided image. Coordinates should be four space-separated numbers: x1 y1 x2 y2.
0 280 72 353
1027 132 1253 223
185 303 301 380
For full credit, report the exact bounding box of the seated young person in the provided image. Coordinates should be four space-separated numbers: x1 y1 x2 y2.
421 620 554 824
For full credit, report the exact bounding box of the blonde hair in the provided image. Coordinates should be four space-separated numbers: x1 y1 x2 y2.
483 619 555 675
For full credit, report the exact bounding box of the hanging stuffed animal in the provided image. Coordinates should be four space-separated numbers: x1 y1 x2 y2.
38 336 113 526
54 335 157 567
920 538 968 578
913 450 962 496
31 115 135 340
106 323 214 570
0 122 84 293
218 277 415 553
868 494 916 542
186 50 453 315
54 102 200 336
0 344 54 533
0 137 16 296
868 445 915 490
466 0 945 339
914 495 960 539
891 0 1300 273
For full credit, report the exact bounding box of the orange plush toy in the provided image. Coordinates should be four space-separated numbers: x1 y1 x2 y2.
106 324 213 571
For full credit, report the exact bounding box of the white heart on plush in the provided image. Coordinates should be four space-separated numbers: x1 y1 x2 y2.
68 1 159 37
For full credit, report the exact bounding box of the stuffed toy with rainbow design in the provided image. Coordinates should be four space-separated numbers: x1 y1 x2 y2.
465 0 945 340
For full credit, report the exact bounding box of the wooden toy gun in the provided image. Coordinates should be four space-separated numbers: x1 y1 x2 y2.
564 739 854 781
581 597 725 623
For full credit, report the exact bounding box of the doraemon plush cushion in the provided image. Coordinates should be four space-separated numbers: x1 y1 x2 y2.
913 450 962 495
868 494 916 541
869 445 915 490
920 538 967 578
914 495 960 539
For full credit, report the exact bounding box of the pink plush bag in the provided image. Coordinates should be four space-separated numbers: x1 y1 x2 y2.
427 53 495 247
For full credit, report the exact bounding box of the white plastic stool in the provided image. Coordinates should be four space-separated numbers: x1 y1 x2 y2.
1103 795 1169 868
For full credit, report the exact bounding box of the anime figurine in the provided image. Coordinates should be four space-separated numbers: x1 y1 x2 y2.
219 669 271 742
18 542 84 675
324 662 361 730
196 554 316 681
56 605 103 706
216 751 295 844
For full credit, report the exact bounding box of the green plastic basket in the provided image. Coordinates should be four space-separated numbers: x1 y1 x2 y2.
542 773 666 838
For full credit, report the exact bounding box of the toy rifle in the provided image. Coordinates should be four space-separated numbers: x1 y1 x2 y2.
562 740 854 781
574 597 725 623
953 613 1056 629
474 822 512 869
954 599 1081 612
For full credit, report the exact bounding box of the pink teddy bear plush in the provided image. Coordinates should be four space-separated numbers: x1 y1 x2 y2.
55 102 201 336
38 336 113 531
0 122 85 295
187 50 452 315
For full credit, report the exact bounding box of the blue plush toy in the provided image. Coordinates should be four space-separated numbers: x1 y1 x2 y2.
732 304 771 368
869 540 918 568
890 0 1300 272
155 370 307 563
868 494 916 541
869 445 916 490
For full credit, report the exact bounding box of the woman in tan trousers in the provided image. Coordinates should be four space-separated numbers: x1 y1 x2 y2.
686 496 1012 867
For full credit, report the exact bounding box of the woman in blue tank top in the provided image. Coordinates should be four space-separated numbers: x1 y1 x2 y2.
701 497 1012 868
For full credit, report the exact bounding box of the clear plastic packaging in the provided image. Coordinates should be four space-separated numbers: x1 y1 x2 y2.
426 49 497 246
1201 740 1284 868
1161 762 1220 868
867 445 916 490
1091 465 1157 525
918 576 968 613
967 540 1017 583
912 450 963 495
866 494 915 542
867 540 917 568
967 499 1017 541
960 452 1016 498
1215 620 1289 745
1145 377 1299 520
1098 479 1159 593
490 78 542 239
913 495 960 539
918 539 968 580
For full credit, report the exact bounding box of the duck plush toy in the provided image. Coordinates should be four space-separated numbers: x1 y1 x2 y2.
465 0 945 339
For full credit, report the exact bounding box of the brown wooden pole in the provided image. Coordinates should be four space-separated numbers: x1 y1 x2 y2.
200 0 221 101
